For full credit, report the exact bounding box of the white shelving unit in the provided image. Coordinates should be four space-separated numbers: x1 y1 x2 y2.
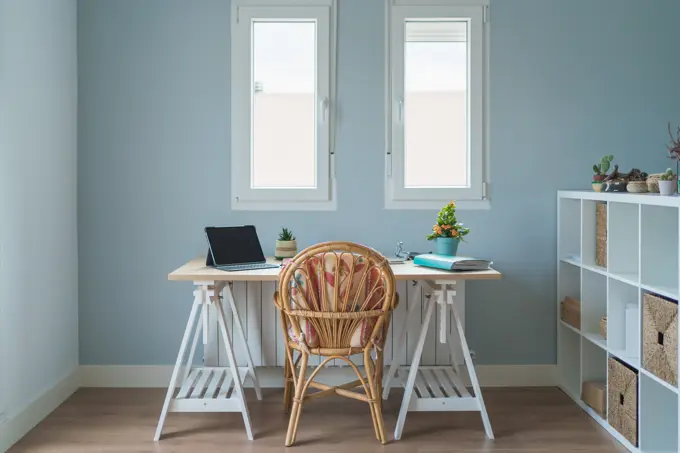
558 191 680 453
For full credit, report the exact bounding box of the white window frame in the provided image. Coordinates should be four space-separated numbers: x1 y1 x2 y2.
385 0 490 210
231 0 337 211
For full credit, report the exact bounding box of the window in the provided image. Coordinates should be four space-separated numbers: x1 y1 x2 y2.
386 1 489 209
231 0 336 210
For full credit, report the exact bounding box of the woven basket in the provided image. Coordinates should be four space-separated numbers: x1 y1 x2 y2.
595 203 607 268
560 297 581 330
643 293 678 386
608 358 638 446
627 181 648 193
600 316 607 340
647 174 663 193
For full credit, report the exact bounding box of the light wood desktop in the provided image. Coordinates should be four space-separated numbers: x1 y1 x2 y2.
169 257 501 282
157 256 501 442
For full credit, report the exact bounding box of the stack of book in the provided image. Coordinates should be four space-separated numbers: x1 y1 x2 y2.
413 254 493 272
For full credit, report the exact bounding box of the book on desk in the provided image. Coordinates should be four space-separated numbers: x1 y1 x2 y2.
413 254 492 271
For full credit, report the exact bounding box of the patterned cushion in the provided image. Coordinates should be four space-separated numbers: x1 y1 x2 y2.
286 252 387 349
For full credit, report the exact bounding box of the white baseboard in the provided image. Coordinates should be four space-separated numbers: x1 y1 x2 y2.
0 369 79 452
79 364 557 388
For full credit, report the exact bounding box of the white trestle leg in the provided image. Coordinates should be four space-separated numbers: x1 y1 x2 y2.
154 282 257 442
383 281 422 399
215 295 254 440
449 288 494 440
394 290 436 440
388 280 495 441
223 283 262 401
154 291 203 441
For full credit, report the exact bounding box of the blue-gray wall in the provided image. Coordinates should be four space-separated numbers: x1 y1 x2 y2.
78 0 680 365
0 0 78 442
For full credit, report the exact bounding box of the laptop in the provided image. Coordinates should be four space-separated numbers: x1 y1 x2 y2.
205 226 279 271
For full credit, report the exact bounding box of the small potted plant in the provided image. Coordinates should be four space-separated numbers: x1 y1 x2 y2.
427 201 470 256
275 227 297 260
659 168 677 196
667 123 680 193
592 155 614 192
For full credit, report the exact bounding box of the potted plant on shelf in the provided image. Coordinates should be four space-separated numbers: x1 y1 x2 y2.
667 122 680 193
275 227 297 260
659 168 677 196
592 155 614 192
427 201 470 256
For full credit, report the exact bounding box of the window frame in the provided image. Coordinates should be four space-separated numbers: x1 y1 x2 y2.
231 0 336 211
385 0 490 210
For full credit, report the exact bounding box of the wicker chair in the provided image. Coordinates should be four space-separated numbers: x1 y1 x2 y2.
274 242 398 446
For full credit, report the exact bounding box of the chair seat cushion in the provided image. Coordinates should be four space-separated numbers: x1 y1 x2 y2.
287 318 378 349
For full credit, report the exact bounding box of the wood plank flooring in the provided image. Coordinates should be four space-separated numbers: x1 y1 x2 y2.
9 387 627 452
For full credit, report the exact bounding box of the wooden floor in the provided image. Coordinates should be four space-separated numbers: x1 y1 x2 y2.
10 387 626 452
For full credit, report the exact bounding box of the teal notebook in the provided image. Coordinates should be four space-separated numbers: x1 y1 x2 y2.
413 254 492 271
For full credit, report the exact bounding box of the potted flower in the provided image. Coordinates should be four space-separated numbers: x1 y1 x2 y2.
659 168 677 196
667 123 680 193
592 155 614 191
426 201 470 256
275 227 297 260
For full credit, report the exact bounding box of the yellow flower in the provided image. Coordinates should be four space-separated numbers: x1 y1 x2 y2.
451 229 459 237
448 201 456 208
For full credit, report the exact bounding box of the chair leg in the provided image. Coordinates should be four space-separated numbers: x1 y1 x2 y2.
285 352 308 447
375 349 384 413
279 312 295 414
283 347 294 414
365 353 381 441
364 348 387 444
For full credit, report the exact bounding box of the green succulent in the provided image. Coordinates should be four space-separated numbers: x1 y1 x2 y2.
278 227 295 241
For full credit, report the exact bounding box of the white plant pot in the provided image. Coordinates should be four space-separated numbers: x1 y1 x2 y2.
658 180 676 196
275 240 297 259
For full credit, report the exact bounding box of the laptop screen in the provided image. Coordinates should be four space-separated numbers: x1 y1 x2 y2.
205 226 266 266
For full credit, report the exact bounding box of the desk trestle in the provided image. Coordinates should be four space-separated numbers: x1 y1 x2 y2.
383 280 494 441
154 283 262 441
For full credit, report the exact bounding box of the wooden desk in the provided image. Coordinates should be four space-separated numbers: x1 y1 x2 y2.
157 257 501 442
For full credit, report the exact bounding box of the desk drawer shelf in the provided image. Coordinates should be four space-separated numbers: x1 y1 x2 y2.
557 191 680 453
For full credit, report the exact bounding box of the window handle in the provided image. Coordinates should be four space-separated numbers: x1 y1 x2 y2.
321 97 329 122
398 98 404 123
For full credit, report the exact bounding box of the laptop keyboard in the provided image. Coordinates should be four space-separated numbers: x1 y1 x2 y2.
217 262 280 272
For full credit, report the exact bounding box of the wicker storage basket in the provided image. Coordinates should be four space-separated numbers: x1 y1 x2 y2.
560 297 581 330
595 203 607 268
608 358 638 446
627 181 648 193
600 316 607 339
643 293 678 386
647 173 662 193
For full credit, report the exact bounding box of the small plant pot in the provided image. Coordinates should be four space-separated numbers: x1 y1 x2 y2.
593 175 606 183
659 180 676 196
592 182 603 192
434 237 459 256
275 240 297 260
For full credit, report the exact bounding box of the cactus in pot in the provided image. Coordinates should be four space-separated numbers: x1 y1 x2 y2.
593 155 614 182
275 227 297 260
659 168 677 196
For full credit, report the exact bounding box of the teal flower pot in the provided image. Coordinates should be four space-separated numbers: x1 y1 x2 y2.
434 237 460 256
